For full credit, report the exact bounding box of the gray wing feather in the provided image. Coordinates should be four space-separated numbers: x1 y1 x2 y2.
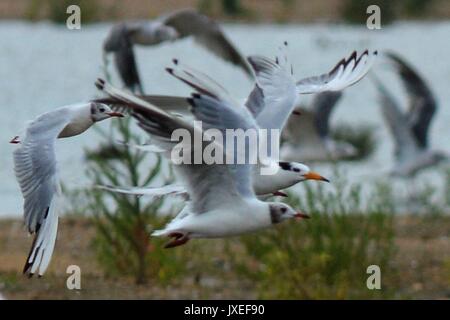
311 91 343 138
385 52 436 149
14 111 69 232
296 50 376 94
94 95 190 114
104 23 143 94
163 9 253 78
248 55 297 131
370 73 419 161
244 84 265 118
13 109 70 276
95 79 254 214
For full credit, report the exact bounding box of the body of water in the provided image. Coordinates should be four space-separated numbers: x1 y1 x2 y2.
1 21 449 216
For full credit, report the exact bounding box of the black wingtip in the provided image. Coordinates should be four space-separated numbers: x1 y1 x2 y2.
191 93 201 99
23 264 34 278
23 262 31 275
165 67 174 75
172 58 179 65
95 78 105 90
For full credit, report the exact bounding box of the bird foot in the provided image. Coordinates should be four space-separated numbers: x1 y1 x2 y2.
164 232 190 248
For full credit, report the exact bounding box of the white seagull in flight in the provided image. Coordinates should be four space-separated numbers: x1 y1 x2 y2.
95 78 309 248
103 8 253 93
96 48 376 198
10 102 123 277
371 52 448 177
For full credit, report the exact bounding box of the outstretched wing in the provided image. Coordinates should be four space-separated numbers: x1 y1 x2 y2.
96 184 187 198
311 91 343 138
385 51 436 149
162 8 253 78
13 108 71 276
248 55 298 132
296 50 377 94
370 73 419 162
94 95 190 114
95 79 255 214
104 23 143 94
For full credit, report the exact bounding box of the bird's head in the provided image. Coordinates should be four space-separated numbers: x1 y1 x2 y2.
90 102 124 122
269 203 310 224
278 161 329 183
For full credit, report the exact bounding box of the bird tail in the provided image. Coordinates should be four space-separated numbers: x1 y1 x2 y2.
23 199 59 278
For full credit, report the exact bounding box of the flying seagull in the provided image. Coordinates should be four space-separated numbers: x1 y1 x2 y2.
280 91 358 162
372 51 447 177
96 58 331 199
243 49 376 131
103 8 253 93
10 102 123 277
95 78 309 248
97 48 376 197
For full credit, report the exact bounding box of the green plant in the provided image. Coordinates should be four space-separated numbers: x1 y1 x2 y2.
82 117 181 284
401 0 434 17
230 177 397 299
197 0 215 16
221 0 243 16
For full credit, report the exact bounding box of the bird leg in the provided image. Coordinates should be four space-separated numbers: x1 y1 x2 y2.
9 136 20 144
164 232 190 248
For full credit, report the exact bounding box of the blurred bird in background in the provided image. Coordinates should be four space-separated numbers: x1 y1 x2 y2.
371 51 448 177
103 8 254 94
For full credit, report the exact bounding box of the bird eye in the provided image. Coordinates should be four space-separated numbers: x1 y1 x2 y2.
99 107 105 112
293 168 300 172
281 207 287 213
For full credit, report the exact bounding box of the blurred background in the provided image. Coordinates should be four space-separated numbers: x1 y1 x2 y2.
0 0 449 299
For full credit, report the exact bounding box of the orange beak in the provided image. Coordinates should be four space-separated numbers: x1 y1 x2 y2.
303 171 329 182
294 212 310 220
106 111 124 118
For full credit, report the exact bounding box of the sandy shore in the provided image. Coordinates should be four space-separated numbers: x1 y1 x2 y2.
0 215 449 299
